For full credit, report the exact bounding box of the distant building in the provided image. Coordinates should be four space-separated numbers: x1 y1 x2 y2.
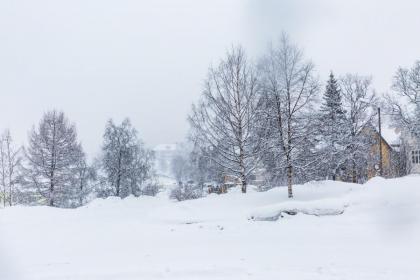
153 144 178 177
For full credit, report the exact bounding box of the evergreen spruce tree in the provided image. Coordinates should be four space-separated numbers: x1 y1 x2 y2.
318 72 348 180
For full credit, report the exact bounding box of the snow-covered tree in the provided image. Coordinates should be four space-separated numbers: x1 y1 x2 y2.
317 72 349 180
0 130 21 207
258 34 319 198
171 153 191 184
100 118 155 198
169 144 203 201
188 142 224 186
130 144 155 196
386 60 420 135
189 46 265 193
340 74 378 182
73 149 97 206
23 111 86 207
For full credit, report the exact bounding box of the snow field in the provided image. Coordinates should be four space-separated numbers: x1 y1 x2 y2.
1 176 419 279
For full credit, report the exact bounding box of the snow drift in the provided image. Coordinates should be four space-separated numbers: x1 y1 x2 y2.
1 176 420 280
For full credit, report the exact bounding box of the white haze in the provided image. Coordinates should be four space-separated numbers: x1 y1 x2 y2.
1 0 420 157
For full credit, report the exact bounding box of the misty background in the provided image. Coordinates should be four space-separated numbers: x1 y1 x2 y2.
1 0 420 157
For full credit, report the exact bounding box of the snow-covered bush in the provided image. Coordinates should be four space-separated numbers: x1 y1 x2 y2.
139 180 160 197
170 183 202 201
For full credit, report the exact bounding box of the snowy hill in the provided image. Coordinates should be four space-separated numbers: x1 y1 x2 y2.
1 176 420 279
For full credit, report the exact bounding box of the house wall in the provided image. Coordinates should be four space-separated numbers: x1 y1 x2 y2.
367 135 396 179
402 130 420 174
336 126 399 183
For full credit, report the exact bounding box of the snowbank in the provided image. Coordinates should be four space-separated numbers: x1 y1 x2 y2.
1 176 420 280
249 198 347 221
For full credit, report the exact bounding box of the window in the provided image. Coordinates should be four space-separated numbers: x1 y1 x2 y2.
412 150 420 164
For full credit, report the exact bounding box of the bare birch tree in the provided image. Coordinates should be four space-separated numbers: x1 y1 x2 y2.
0 130 21 207
258 34 319 198
386 60 420 135
189 46 264 193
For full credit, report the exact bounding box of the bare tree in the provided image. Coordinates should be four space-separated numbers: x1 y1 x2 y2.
189 46 264 193
340 74 378 182
258 34 319 198
130 145 155 196
101 119 137 197
386 61 420 135
73 149 96 206
171 153 191 184
23 111 85 207
0 130 21 207
100 118 155 198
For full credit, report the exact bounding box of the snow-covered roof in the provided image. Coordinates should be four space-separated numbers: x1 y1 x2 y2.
381 126 401 146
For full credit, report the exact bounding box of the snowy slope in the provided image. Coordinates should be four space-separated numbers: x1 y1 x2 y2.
1 176 420 279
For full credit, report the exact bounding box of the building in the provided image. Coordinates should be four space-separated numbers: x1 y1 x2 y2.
400 129 420 174
363 125 400 179
153 143 178 177
369 124 420 177
335 125 400 183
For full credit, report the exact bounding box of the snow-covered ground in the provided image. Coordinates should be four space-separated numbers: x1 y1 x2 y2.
1 176 420 279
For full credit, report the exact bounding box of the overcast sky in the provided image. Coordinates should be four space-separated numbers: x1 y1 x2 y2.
1 0 420 157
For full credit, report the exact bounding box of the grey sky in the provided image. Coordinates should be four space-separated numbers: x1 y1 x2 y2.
1 0 420 157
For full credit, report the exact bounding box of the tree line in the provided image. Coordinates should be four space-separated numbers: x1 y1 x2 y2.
178 34 419 198
0 113 156 208
3 34 419 205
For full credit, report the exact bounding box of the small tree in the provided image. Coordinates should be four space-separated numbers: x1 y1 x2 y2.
171 153 191 184
188 141 224 187
0 130 21 207
100 118 155 198
23 111 86 207
73 149 97 206
130 145 155 196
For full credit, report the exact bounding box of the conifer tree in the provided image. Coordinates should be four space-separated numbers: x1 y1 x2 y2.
23 111 86 207
318 72 348 180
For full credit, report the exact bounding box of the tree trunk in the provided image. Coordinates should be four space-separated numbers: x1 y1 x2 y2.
49 179 54 207
9 185 12 206
287 164 293 198
352 161 357 183
287 115 293 198
241 180 247 193
116 150 122 197
116 173 121 197
239 160 247 193
238 124 246 193
79 177 84 206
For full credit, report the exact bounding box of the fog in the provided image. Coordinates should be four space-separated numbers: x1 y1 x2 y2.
1 0 420 157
